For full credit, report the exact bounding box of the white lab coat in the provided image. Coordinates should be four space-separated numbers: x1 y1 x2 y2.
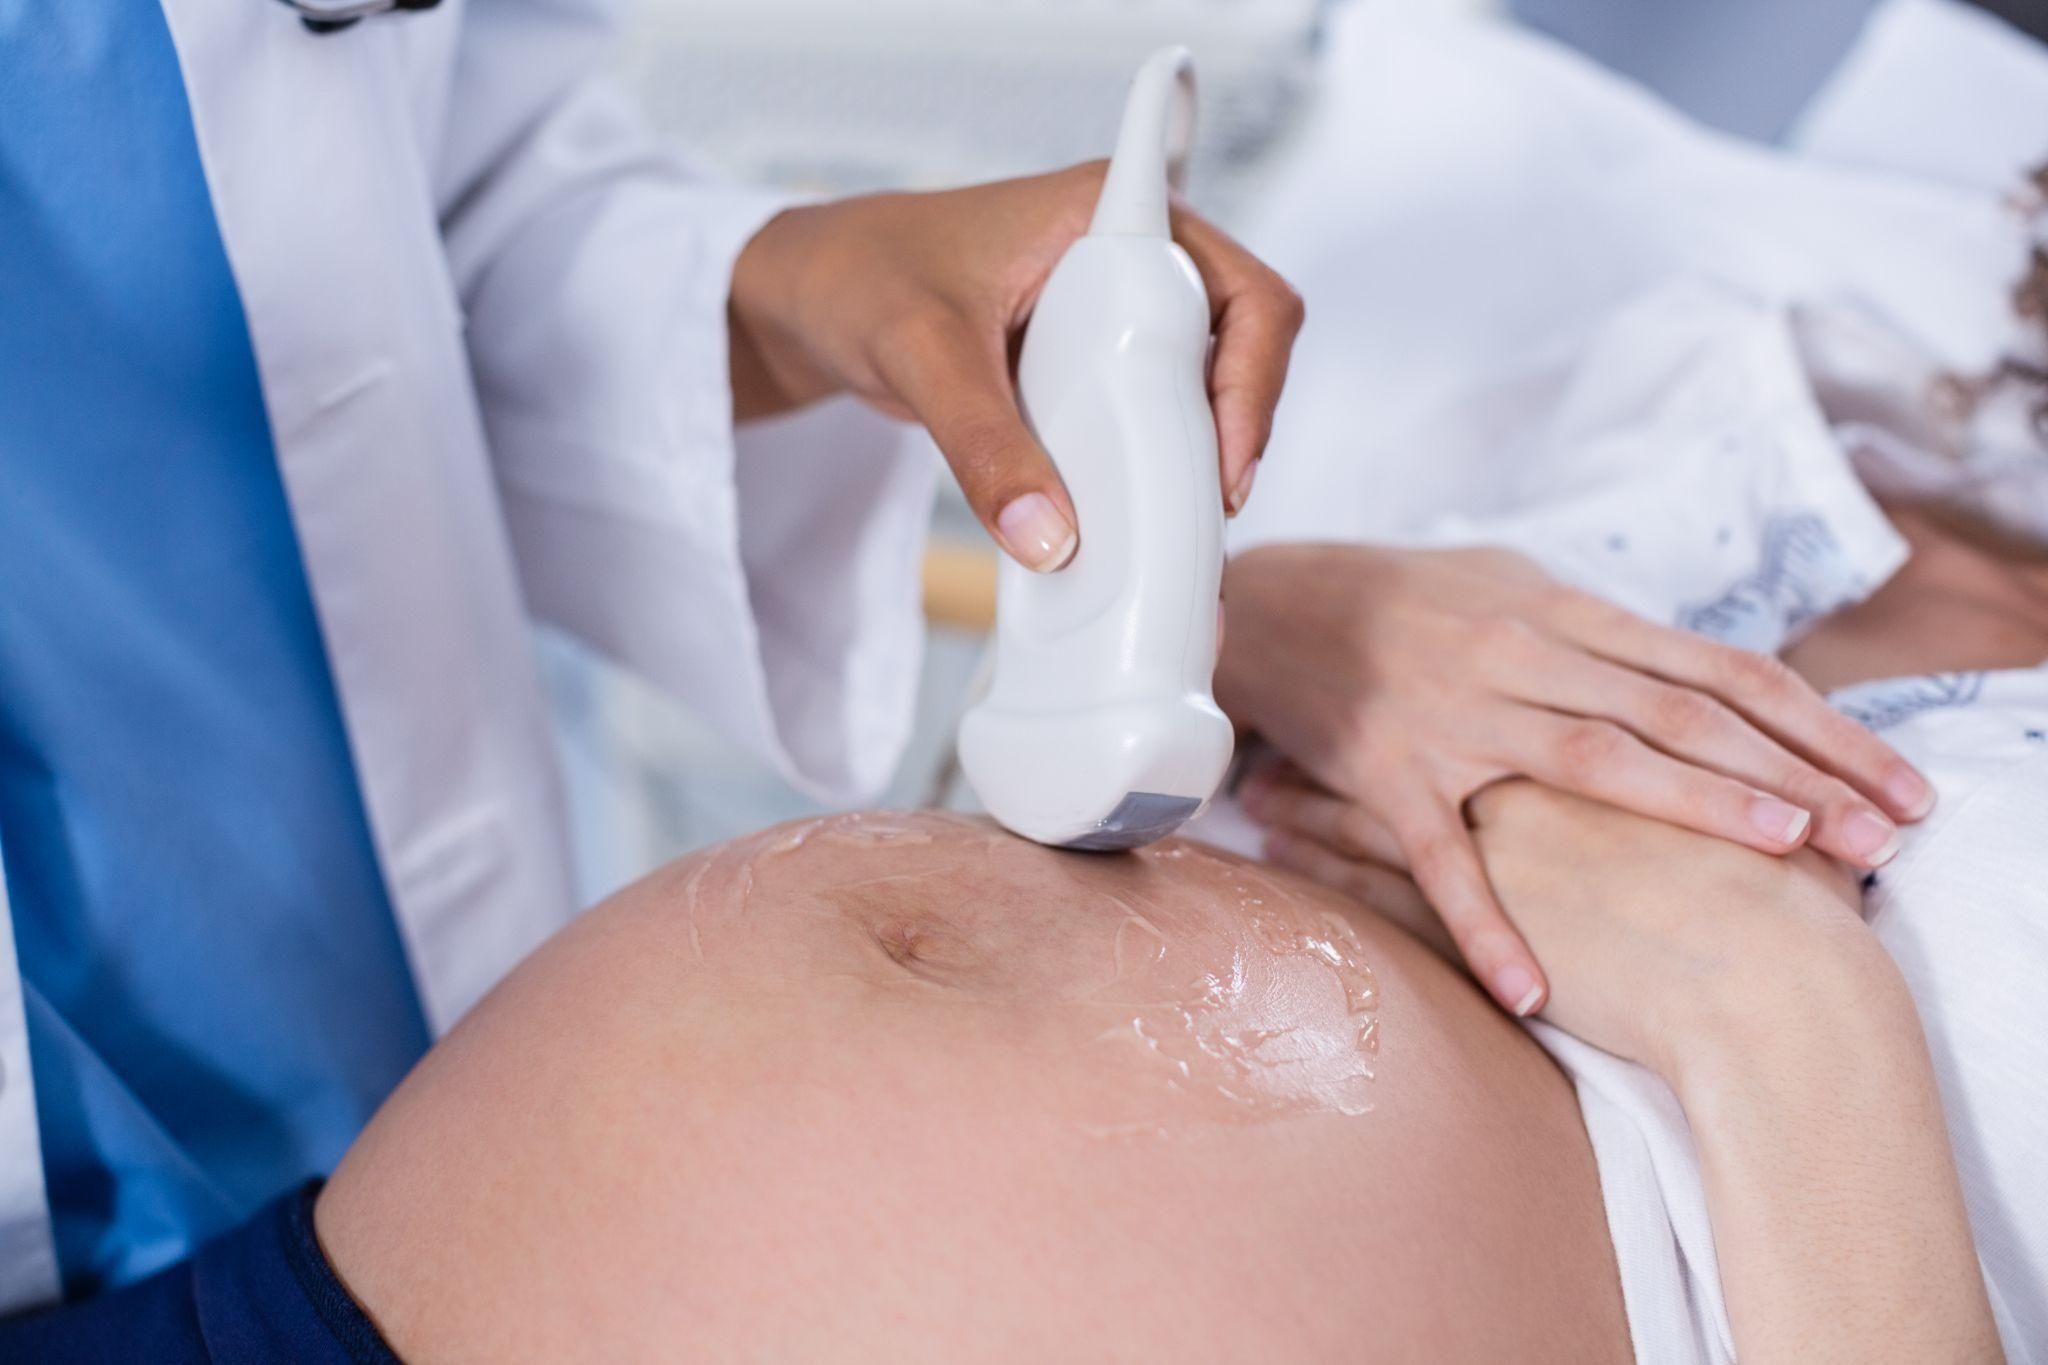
0 0 935 1310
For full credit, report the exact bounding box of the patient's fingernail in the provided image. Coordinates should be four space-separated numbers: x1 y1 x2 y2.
1497 965 1544 1018
996 493 1077 572
1227 460 1258 516
1748 797 1812 847
1844 809 1901 867
1885 768 1935 820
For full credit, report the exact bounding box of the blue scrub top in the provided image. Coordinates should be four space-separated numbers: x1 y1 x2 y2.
0 0 433 1298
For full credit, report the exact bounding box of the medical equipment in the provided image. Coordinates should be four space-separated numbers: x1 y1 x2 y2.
957 46 1235 852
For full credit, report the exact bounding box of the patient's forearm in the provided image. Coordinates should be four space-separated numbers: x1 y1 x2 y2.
1672 945 2000 1364
1468 786 2000 1363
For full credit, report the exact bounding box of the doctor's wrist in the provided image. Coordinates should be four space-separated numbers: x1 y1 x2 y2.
729 204 844 421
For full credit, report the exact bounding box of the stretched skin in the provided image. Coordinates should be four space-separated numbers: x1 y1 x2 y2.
316 812 1630 1364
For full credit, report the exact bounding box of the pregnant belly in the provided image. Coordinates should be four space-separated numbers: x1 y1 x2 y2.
317 810 1631 1363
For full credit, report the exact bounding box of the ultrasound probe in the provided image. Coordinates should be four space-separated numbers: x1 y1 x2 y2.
958 46 1235 851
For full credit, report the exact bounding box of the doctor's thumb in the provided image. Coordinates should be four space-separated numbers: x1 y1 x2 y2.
971 437 1079 575
884 320 1079 573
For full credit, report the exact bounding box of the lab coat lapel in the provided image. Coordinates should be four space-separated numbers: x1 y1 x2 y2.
158 0 578 1037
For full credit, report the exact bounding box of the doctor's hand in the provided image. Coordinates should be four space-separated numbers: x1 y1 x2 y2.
1217 543 1934 1017
727 162 1304 571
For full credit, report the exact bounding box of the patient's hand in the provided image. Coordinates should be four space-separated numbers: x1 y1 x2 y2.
1220 543 1930 1016
1465 784 2000 1364
1463 782 1866 1078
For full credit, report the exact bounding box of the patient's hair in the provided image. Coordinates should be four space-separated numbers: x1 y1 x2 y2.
2010 173 2047 435
1947 158 2048 437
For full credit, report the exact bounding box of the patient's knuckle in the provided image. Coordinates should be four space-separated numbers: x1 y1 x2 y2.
1647 686 1725 741
1551 719 1625 778
1572 594 1631 631
1459 545 1524 579
1719 646 1794 696
1472 613 1537 661
1272 276 1308 333
1785 770 1859 816
1405 829 1473 898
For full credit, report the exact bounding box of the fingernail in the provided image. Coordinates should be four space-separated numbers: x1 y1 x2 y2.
1748 797 1812 846
996 493 1077 572
1497 965 1544 1018
1843 809 1901 867
1226 461 1258 516
1885 768 1935 820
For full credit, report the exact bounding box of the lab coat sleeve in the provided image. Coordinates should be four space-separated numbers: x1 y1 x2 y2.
431 1 937 803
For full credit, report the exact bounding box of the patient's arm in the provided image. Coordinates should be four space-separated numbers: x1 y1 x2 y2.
314 812 1631 1363
1470 784 2001 1364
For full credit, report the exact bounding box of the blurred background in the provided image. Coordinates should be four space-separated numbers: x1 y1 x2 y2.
543 0 2029 904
